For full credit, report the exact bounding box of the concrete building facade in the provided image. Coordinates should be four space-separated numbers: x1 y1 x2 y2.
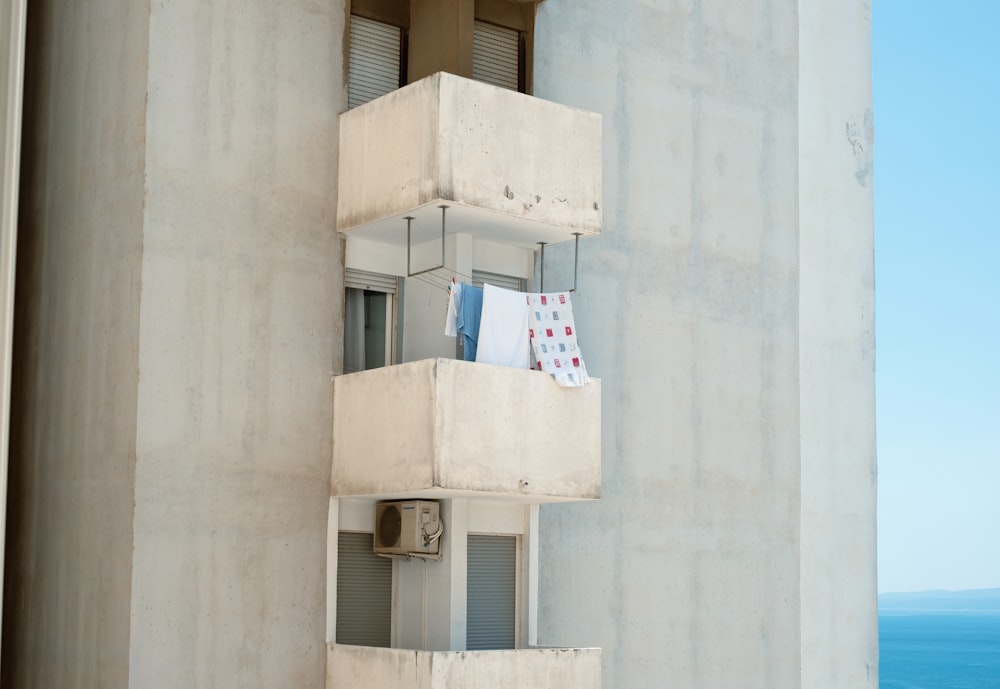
0 1 876 688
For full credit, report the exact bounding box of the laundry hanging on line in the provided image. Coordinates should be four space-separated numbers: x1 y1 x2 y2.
528 291 591 387
452 283 483 362
476 283 532 369
444 282 590 387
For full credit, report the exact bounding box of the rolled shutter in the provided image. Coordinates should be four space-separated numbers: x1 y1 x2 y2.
472 21 520 92
336 532 392 647
348 15 402 109
467 534 517 650
345 268 398 294
471 269 524 292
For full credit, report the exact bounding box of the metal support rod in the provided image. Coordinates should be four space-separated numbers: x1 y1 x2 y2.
405 216 414 275
537 242 547 292
439 205 446 268
571 232 581 293
537 234 583 293
406 206 448 278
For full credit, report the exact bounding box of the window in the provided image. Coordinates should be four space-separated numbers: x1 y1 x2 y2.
346 0 535 104
336 532 392 646
466 534 518 650
344 269 398 373
472 20 523 92
348 14 407 109
471 269 526 292
331 500 533 651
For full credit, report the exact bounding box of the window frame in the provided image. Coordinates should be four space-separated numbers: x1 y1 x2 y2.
344 269 399 372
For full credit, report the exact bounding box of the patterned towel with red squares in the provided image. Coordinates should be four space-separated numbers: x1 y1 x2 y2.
527 291 591 387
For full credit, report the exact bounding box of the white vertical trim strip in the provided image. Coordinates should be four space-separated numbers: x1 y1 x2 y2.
449 498 469 651
527 504 539 646
0 0 28 660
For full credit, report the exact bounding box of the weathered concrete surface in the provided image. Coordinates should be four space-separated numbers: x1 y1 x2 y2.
332 358 600 500
128 2 344 688
408 0 475 83
4 0 876 687
327 643 601 689
799 1 879 687
337 72 602 245
5 1 344 687
532 1 874 688
2 1 149 686
0 0 26 664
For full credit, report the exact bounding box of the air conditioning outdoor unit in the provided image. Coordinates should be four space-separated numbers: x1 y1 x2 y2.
374 500 442 556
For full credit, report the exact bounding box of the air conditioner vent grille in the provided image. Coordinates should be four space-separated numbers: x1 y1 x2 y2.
377 504 402 548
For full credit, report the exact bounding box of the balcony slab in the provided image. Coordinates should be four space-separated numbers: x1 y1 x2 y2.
331 358 601 502
337 72 602 248
327 644 602 689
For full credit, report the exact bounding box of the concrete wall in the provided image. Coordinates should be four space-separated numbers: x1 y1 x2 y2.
2 0 875 686
409 0 475 83
798 1 879 687
0 0 26 666
127 2 344 688
2 1 149 686
532 1 872 688
5 1 345 687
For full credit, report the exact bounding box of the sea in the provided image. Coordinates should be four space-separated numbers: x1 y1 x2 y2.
880 612 1000 688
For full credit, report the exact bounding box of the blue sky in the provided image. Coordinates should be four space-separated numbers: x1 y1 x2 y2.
874 1 1000 593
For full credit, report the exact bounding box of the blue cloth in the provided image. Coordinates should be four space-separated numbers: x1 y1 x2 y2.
456 285 483 361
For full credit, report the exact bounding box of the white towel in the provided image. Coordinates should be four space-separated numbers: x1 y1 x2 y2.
475 283 532 369
529 291 590 387
444 282 462 337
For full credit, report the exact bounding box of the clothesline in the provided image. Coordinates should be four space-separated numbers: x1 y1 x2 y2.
408 266 476 295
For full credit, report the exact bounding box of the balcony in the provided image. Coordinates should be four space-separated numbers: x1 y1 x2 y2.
331 358 601 502
327 644 601 689
336 72 602 249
